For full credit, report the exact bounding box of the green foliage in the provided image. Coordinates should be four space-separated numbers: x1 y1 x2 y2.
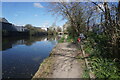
48 2 120 79
90 58 120 78
67 25 78 38
72 37 78 43
82 67 90 78
66 34 78 43
48 26 57 35
58 36 65 43
66 35 72 42
83 32 120 79
24 24 47 36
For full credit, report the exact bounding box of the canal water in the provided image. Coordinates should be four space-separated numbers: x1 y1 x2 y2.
1 36 60 78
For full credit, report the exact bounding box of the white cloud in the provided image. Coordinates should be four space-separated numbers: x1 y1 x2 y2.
33 3 44 8
34 14 38 17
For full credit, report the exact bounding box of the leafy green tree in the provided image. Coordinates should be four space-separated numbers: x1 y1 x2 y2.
24 24 47 36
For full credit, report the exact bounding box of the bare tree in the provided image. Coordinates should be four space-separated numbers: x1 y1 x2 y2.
90 1 120 58
47 2 86 37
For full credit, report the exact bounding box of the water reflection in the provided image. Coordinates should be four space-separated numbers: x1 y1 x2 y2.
2 36 61 51
2 36 61 78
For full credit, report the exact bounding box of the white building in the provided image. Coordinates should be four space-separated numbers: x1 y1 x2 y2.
13 25 27 32
41 27 48 31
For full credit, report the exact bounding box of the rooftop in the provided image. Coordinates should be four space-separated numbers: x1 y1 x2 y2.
0 18 9 23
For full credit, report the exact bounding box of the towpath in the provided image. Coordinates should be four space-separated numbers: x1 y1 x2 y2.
33 43 84 78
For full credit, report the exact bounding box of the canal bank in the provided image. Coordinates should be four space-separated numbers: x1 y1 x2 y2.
33 42 85 78
2 36 58 78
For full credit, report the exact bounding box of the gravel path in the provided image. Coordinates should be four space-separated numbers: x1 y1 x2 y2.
33 43 84 78
51 43 83 78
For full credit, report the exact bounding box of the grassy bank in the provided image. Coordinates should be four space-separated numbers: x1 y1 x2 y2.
32 46 58 79
32 57 55 78
58 35 78 43
64 34 120 79
82 33 120 79
58 36 65 43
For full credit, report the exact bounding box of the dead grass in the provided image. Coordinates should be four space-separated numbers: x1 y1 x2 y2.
32 56 55 79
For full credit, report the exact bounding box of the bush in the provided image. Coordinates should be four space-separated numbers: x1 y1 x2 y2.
58 36 65 43
90 57 120 78
83 32 120 79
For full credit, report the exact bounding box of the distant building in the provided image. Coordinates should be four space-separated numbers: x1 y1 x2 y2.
41 27 48 31
0 18 28 32
1 18 29 36
34 27 48 31
0 18 9 23
13 25 27 32
0 18 17 31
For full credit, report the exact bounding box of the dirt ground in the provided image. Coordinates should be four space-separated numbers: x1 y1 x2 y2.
33 43 85 78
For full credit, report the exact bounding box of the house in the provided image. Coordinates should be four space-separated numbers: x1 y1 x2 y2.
13 25 27 32
0 18 9 23
41 27 48 31
1 18 29 36
0 18 28 32
0 18 17 31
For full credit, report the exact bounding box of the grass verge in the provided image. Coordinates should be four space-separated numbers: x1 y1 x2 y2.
32 56 55 79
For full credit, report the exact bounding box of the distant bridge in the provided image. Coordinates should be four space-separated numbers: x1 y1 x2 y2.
58 32 68 35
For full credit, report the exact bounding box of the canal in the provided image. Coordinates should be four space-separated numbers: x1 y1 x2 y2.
1 36 60 78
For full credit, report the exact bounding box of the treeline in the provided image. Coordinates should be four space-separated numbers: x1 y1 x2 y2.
24 24 47 36
2 23 63 37
47 25 62 35
48 1 120 78
2 24 48 37
25 24 62 36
